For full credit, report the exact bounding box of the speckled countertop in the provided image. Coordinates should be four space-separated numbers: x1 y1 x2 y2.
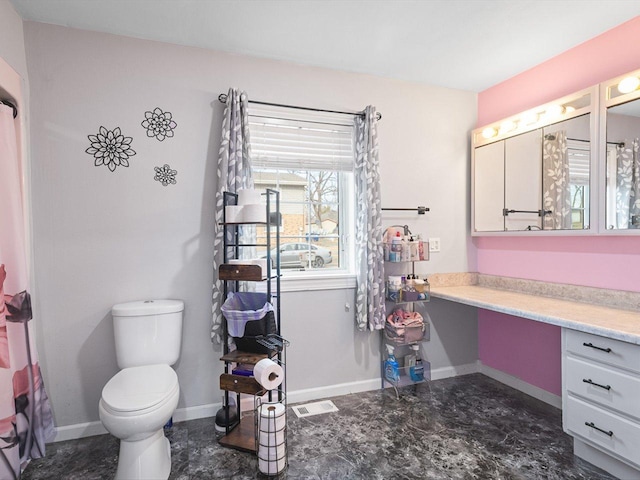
429 274 640 345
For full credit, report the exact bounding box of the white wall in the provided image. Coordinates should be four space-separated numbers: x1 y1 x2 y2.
0 0 27 79
23 22 478 431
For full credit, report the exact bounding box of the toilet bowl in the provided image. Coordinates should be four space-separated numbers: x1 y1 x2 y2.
99 299 184 480
99 364 179 480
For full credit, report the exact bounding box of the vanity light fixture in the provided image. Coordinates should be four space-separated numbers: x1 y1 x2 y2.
617 76 640 94
499 120 517 135
475 89 589 146
520 111 539 125
482 127 497 139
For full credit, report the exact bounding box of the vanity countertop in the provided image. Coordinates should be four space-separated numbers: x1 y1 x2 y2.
430 283 640 345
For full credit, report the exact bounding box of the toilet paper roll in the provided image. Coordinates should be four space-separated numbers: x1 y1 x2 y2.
258 402 286 432
258 457 286 475
258 444 286 462
242 203 267 223
251 259 268 274
254 359 284 391
237 189 263 206
225 205 244 223
258 429 285 447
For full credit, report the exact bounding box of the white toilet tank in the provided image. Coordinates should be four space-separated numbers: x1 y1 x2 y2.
111 299 184 369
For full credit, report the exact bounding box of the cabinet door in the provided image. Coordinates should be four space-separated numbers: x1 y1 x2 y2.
505 129 542 231
474 141 505 232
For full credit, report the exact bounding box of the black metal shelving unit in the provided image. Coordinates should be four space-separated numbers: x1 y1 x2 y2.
218 189 286 454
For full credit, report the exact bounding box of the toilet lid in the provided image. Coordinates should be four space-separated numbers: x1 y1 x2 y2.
102 364 178 413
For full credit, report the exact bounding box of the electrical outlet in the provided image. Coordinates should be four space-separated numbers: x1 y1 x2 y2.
428 238 440 252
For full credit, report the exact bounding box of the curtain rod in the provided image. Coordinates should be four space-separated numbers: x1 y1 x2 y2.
217 94 382 121
0 99 17 119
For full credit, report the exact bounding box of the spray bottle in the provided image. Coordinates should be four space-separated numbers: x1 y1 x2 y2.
384 344 400 384
409 344 425 382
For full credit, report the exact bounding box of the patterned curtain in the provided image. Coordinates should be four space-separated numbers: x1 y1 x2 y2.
615 139 640 229
0 104 54 479
354 106 385 331
211 89 254 344
542 131 572 230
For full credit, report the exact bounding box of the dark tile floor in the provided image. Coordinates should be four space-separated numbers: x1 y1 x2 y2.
22 374 615 479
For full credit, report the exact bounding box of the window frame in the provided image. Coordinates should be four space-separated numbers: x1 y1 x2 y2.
248 106 357 290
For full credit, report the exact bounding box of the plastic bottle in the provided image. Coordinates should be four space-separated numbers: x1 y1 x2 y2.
390 232 402 262
384 344 400 384
409 345 425 382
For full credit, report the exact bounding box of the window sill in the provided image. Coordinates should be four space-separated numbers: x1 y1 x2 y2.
258 272 356 292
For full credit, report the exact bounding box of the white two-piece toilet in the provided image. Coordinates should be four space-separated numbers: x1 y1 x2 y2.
99 299 184 480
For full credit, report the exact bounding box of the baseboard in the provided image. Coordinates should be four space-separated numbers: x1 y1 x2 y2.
429 361 480 380
479 363 562 409
51 363 481 443
53 421 108 442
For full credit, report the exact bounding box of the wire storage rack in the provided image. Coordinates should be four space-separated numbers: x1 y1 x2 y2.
254 334 289 478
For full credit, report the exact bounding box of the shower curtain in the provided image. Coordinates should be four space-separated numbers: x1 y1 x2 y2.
354 106 385 331
211 89 254 344
615 139 640 229
542 130 572 230
0 104 54 479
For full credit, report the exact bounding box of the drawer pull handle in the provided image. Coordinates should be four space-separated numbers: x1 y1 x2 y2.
585 421 613 437
582 378 611 391
582 342 612 353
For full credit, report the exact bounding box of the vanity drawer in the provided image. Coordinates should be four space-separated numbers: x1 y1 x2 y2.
565 330 640 374
565 395 640 468
565 356 640 421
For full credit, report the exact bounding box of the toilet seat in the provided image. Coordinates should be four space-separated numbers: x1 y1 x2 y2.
102 364 178 416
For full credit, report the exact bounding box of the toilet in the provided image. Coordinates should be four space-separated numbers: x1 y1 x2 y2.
99 299 184 480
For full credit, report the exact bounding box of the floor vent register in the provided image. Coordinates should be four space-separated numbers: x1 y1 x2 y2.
292 400 339 418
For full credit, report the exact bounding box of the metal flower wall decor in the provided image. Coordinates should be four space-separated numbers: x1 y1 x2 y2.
141 107 177 141
154 164 178 186
85 126 136 172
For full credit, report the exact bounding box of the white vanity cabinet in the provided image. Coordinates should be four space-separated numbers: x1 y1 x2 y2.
562 329 640 477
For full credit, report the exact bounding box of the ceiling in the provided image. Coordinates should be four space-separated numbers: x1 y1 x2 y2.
9 0 640 92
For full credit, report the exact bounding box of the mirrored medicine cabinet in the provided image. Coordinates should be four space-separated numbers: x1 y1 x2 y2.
601 68 640 232
472 87 596 234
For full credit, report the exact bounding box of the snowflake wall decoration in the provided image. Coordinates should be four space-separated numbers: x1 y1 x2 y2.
154 164 177 186
85 126 136 172
141 107 177 141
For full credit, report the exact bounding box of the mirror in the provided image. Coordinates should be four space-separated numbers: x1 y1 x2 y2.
541 114 591 230
472 88 594 234
604 99 640 230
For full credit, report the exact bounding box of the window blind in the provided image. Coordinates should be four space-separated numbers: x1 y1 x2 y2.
567 139 590 186
249 105 355 172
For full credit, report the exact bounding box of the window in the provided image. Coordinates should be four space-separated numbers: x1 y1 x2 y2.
248 105 356 280
567 139 590 229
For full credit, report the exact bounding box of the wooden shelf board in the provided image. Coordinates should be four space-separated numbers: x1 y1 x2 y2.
219 264 266 282
220 373 264 395
220 350 272 364
218 414 256 453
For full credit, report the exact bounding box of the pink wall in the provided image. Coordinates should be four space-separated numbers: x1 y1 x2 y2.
479 310 561 395
476 16 640 397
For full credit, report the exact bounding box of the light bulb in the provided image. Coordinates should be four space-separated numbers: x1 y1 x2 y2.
482 127 497 139
564 105 575 114
499 120 517 134
545 104 564 118
618 76 640 94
